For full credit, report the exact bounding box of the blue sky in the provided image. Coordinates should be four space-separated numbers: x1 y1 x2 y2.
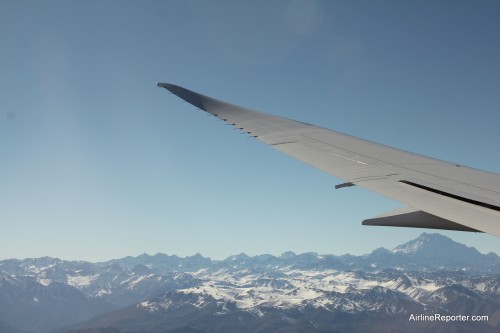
1 0 499 261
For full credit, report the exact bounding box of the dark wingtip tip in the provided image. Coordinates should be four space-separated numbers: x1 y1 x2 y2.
156 83 207 111
157 82 183 94
157 82 170 88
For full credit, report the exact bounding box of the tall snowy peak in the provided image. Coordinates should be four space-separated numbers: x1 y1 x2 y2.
392 233 480 257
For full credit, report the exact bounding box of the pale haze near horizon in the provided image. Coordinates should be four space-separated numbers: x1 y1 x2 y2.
1 0 499 262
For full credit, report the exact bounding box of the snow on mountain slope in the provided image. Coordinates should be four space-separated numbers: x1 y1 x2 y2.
1 233 499 333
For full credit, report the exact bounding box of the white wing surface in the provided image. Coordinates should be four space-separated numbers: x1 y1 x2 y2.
158 83 500 237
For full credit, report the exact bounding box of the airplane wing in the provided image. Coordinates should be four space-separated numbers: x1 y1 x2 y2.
157 82 500 237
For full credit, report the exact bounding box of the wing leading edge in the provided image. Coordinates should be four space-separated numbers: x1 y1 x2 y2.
157 82 500 237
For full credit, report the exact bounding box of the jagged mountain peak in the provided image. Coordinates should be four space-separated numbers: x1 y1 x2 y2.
391 233 483 262
370 247 391 255
187 253 208 260
392 233 475 255
135 252 174 260
224 253 250 261
280 251 297 259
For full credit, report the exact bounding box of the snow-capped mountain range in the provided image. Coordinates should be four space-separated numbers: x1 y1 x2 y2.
1 233 499 333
